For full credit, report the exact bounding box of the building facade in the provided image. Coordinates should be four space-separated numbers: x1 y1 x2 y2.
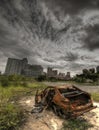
5 58 43 77
22 64 43 77
65 72 71 80
47 67 71 80
47 67 58 77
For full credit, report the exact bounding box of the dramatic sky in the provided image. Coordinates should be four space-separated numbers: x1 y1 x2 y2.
0 0 99 75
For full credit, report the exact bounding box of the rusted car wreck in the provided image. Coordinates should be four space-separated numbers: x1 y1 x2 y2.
31 85 96 118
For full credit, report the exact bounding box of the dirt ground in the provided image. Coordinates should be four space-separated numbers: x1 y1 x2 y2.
19 96 99 130
19 96 64 130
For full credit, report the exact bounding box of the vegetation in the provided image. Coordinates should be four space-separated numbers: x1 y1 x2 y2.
74 73 99 84
91 93 99 102
62 118 93 130
0 103 24 130
61 92 99 130
0 75 47 130
0 74 99 130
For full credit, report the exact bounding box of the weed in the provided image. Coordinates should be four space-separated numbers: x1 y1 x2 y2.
0 82 47 130
62 118 93 130
91 93 99 102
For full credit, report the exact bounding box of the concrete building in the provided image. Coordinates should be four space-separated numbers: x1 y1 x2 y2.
5 58 43 77
22 64 43 77
47 67 71 80
5 58 28 75
58 73 65 79
65 72 71 80
47 67 58 77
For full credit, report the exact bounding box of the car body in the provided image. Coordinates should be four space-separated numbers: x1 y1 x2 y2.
31 85 96 118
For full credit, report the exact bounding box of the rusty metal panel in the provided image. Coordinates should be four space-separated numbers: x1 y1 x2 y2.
31 85 97 119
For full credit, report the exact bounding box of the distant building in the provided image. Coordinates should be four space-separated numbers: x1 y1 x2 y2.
5 58 28 75
57 73 65 80
47 67 71 80
22 64 43 77
47 67 58 77
5 58 43 77
53 70 58 76
65 72 71 80
59 73 65 77
47 67 53 77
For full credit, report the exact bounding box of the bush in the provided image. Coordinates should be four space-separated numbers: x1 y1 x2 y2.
91 93 99 102
36 75 46 82
21 82 28 87
0 77 10 87
74 77 86 83
0 104 25 130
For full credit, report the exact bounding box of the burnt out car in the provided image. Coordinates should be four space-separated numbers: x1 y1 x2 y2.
31 85 96 118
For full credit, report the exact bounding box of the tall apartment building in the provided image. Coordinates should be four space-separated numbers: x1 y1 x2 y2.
5 58 28 75
5 58 43 77
47 67 58 77
65 72 71 80
22 64 43 77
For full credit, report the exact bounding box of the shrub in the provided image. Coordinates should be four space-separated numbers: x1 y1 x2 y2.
0 77 10 87
37 75 46 81
0 104 25 130
91 93 99 102
62 118 93 130
21 82 28 87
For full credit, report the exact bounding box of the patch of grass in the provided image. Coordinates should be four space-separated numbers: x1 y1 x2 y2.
0 82 47 130
0 103 25 130
0 82 47 99
91 93 99 102
62 118 93 130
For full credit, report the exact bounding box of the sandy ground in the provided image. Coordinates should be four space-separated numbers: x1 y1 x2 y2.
18 82 99 130
18 95 99 130
19 96 64 130
84 102 99 130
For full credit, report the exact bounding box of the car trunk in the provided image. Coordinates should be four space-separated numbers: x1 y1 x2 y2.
58 86 96 117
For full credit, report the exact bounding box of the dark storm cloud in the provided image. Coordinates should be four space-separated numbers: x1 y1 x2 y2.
43 58 54 63
69 63 85 70
60 52 79 62
83 24 99 50
0 22 31 58
0 0 99 74
80 55 93 61
43 0 98 15
0 0 57 59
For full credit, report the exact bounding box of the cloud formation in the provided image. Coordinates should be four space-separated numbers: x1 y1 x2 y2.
83 24 99 50
0 0 99 75
43 0 99 15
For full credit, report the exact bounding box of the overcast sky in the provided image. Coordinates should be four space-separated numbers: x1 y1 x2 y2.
0 0 99 75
